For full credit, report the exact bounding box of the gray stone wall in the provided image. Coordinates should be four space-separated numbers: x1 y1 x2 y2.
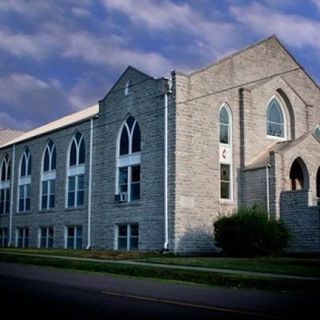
281 191 320 253
91 67 166 251
242 168 267 209
0 120 92 248
172 36 320 253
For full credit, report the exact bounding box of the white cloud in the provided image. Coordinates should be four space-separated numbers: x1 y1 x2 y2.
312 0 320 10
0 112 33 130
0 28 59 60
71 7 92 17
230 2 320 50
103 0 193 31
62 31 174 76
102 0 243 64
0 73 71 128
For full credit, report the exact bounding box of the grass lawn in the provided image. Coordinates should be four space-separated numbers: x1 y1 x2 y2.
137 256 320 277
1 248 320 293
1 251 320 294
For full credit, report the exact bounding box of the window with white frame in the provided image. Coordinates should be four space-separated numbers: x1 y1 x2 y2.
116 116 141 202
219 105 232 200
18 147 31 212
117 224 138 250
16 227 29 248
0 228 8 247
220 164 231 199
266 97 286 138
67 131 85 208
66 226 82 249
314 124 320 142
41 140 56 210
219 106 230 144
0 154 11 215
124 80 131 95
39 227 53 248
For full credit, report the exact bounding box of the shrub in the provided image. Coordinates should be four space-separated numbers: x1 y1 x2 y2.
213 205 290 257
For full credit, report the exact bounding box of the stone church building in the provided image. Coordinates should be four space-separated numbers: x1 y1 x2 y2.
0 36 320 253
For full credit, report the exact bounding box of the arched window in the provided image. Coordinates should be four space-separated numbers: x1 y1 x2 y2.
0 154 11 215
116 116 141 203
289 158 309 191
219 106 230 144
67 131 85 207
219 104 232 200
267 97 286 138
314 124 320 142
18 147 31 212
125 80 131 96
41 140 56 210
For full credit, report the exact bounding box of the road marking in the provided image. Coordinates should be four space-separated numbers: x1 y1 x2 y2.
101 290 284 319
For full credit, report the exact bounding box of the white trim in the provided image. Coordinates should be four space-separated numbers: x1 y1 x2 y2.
17 148 32 212
68 164 85 176
266 165 270 218
0 181 10 189
115 117 141 201
117 153 141 167
164 91 169 250
219 103 233 202
266 95 288 140
19 176 31 186
125 80 131 95
42 171 56 181
66 131 86 208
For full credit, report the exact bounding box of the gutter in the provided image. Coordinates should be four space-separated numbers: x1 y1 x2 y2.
86 118 95 250
163 78 172 251
8 144 15 247
266 163 271 219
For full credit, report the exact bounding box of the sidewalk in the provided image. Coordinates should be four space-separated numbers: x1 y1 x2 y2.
1 250 319 282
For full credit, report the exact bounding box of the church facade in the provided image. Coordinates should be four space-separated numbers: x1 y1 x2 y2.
1 36 320 253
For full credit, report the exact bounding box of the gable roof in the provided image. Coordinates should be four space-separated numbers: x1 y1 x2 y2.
100 65 156 102
181 35 319 92
0 104 99 149
245 131 319 170
0 129 24 146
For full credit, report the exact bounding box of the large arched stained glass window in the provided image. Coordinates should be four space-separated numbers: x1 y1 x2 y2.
0 154 11 215
67 131 85 208
18 147 31 212
41 140 56 210
267 98 285 138
117 116 141 203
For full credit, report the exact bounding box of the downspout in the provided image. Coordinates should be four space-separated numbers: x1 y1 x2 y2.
8 144 15 247
86 118 94 250
163 78 171 251
266 164 271 219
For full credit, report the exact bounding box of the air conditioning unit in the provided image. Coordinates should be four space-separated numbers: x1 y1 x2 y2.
120 192 128 202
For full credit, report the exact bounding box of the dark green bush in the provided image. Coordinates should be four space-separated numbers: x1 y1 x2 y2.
214 205 290 257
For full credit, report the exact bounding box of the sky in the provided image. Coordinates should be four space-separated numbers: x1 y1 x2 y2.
0 0 319 131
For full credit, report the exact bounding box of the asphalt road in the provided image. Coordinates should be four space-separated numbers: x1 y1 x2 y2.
0 262 317 320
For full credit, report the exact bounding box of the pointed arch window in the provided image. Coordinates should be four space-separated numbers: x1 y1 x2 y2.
41 140 56 210
116 116 141 202
67 131 85 208
18 147 31 212
0 154 11 214
314 124 320 142
219 105 233 200
267 97 286 138
219 106 230 144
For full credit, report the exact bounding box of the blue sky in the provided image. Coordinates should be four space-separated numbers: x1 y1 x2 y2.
0 0 319 130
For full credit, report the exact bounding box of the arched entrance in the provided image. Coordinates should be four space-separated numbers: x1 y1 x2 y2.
289 158 309 191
